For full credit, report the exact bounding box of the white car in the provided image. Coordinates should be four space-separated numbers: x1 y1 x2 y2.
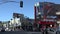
5 28 11 31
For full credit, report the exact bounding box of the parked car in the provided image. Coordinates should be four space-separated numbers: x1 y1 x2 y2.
0 28 2 31
1 29 5 32
5 28 11 31
1 27 6 32
56 28 60 34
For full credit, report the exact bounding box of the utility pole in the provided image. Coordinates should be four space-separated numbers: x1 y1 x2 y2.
20 0 23 30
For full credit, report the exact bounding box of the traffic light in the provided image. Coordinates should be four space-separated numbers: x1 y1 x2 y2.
20 1 23 8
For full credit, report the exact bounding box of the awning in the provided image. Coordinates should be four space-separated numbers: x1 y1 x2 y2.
38 21 55 25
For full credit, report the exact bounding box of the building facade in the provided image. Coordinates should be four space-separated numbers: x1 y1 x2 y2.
34 2 60 31
9 13 24 30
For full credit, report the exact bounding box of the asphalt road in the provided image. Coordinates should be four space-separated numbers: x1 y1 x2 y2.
0 31 42 34
0 31 59 34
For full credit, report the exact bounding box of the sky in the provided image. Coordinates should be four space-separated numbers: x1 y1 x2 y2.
0 0 60 21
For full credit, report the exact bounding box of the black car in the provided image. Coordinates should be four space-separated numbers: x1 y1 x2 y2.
1 28 5 32
1 29 5 32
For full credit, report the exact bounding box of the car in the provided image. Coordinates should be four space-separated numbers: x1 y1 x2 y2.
0 28 2 31
1 27 6 32
56 28 60 34
45 28 57 34
5 28 12 31
1 29 5 32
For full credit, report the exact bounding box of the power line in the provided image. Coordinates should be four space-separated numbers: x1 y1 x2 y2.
0 0 19 5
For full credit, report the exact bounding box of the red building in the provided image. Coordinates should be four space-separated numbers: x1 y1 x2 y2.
34 2 60 31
